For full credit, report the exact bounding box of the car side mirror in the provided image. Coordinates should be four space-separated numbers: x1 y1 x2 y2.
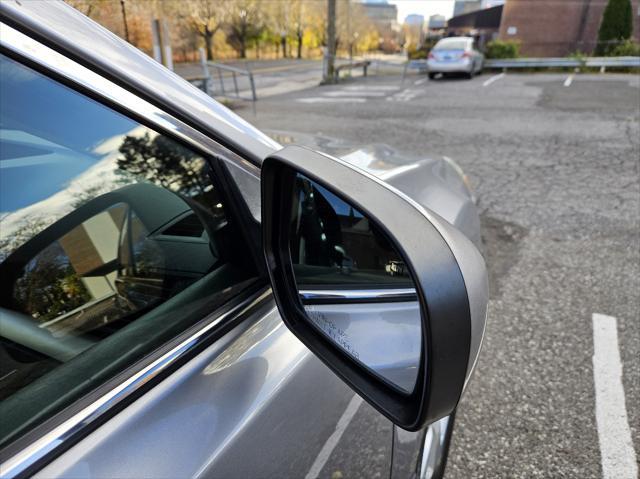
261 145 488 431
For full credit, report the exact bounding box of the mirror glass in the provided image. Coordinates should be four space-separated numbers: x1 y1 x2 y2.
289 173 422 394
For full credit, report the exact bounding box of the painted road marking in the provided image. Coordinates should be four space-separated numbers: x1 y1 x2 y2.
386 88 420 102
564 74 574 87
414 78 428 86
305 394 364 479
483 72 505 87
324 90 388 97
296 97 367 104
342 85 398 91
592 313 638 479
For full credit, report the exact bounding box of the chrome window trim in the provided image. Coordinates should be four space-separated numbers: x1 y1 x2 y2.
0 289 274 479
299 288 418 303
0 22 260 181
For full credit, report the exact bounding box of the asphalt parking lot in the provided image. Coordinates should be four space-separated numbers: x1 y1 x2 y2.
235 72 640 478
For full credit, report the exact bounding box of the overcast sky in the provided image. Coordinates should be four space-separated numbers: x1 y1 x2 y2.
388 0 456 22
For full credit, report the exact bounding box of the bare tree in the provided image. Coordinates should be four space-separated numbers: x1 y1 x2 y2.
265 1 290 58
188 0 228 60
226 0 264 59
293 0 305 59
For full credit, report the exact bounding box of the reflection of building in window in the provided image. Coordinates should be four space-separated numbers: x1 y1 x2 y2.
58 204 126 302
7 183 219 338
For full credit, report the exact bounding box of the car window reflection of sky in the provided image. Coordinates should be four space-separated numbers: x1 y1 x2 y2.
0 54 137 213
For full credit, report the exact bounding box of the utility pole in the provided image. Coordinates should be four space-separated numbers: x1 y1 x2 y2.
120 0 130 43
347 0 352 61
323 0 336 83
151 18 174 70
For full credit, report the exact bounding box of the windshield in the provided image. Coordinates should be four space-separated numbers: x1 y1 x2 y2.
435 40 470 50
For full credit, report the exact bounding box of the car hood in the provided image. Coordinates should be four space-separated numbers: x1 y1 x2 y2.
267 131 482 248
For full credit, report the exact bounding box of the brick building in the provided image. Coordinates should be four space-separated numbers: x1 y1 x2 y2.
447 5 504 49
498 0 640 56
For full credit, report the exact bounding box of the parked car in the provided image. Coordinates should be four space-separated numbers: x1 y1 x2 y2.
0 2 488 479
427 37 485 79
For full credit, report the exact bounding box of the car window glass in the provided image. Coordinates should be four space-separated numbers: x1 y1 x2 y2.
0 54 257 447
435 40 469 50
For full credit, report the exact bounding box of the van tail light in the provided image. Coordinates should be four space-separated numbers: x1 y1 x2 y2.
428 52 435 59
462 51 471 58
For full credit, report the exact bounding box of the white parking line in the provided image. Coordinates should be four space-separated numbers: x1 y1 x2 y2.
305 394 363 479
592 313 638 479
296 97 367 104
342 85 399 91
324 90 388 97
414 78 428 86
564 74 574 87
482 72 505 87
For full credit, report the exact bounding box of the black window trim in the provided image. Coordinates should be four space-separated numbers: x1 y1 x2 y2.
0 24 271 476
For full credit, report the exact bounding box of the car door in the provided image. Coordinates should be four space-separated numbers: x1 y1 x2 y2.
0 26 395 479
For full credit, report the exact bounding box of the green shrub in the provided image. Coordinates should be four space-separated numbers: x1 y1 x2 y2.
407 39 438 60
596 0 633 55
608 39 640 56
568 50 587 60
408 47 428 60
484 40 520 59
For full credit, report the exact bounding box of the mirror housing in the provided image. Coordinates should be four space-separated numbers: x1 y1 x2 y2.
262 145 488 431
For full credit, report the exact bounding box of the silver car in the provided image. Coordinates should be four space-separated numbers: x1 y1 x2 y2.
427 37 484 79
0 2 488 478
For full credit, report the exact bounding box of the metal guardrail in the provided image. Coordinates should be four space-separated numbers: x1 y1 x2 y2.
402 56 640 77
402 60 428 81
585 56 640 67
206 61 257 101
485 58 582 68
186 50 257 102
485 56 640 70
369 59 407 75
335 57 407 77
334 60 371 81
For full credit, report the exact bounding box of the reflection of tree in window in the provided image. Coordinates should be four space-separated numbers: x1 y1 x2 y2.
115 132 225 226
117 133 210 196
13 242 91 323
0 216 49 263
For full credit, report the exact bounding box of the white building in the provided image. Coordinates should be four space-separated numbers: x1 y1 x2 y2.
428 14 446 30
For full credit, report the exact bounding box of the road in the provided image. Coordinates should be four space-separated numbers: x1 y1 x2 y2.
234 71 640 478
